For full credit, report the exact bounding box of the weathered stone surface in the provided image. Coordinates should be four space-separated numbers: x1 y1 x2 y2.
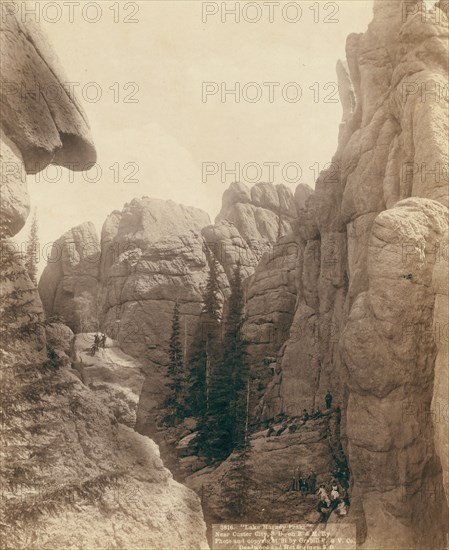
41 184 299 438
341 198 448 549
221 181 252 209
45 321 73 352
216 182 298 259
0 6 96 173
187 413 339 525
2 362 209 549
0 242 46 355
240 2 449 548
0 136 29 237
38 222 101 332
294 183 314 212
202 220 257 281
73 333 146 427
30 1 449 546
243 230 303 415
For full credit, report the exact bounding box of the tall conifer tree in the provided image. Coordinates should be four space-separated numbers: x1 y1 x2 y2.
163 300 186 425
25 209 39 285
186 251 222 440
206 262 249 460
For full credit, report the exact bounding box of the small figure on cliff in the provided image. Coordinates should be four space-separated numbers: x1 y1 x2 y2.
317 484 330 506
335 499 347 517
291 467 300 491
308 471 317 494
316 484 330 522
330 482 340 509
100 333 107 349
300 475 308 495
90 333 100 355
301 409 309 423
325 391 333 410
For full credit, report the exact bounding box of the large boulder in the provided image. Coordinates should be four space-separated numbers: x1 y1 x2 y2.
0 137 29 237
216 181 299 259
0 5 96 173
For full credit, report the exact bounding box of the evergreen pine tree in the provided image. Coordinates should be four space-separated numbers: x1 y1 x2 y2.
163 300 186 425
226 263 250 450
185 323 207 420
25 209 39 285
186 251 222 453
206 262 249 460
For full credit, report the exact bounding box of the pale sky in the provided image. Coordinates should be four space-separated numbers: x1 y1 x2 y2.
16 0 374 266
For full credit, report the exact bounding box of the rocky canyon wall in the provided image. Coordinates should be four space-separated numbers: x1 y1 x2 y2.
39 182 300 436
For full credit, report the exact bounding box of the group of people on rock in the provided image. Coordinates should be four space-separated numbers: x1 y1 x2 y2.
90 333 107 355
300 391 335 424
265 391 336 437
316 479 350 522
290 464 350 522
291 468 317 495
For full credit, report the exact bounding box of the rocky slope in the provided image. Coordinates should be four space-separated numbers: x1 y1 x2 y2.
0 9 209 549
72 333 146 427
187 410 344 524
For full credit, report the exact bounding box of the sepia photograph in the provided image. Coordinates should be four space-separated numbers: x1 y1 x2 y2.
0 0 448 549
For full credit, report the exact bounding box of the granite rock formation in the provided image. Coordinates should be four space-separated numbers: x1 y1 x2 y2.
0 5 96 173
38 222 101 332
216 181 299 260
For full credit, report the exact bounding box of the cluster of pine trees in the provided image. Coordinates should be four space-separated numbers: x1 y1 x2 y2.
163 252 250 463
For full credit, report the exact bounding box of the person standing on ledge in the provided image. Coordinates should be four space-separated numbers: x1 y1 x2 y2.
325 391 333 410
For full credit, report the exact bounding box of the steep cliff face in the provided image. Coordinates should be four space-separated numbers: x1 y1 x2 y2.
246 1 449 548
1 9 209 549
38 222 101 332
98 197 211 359
216 181 300 260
